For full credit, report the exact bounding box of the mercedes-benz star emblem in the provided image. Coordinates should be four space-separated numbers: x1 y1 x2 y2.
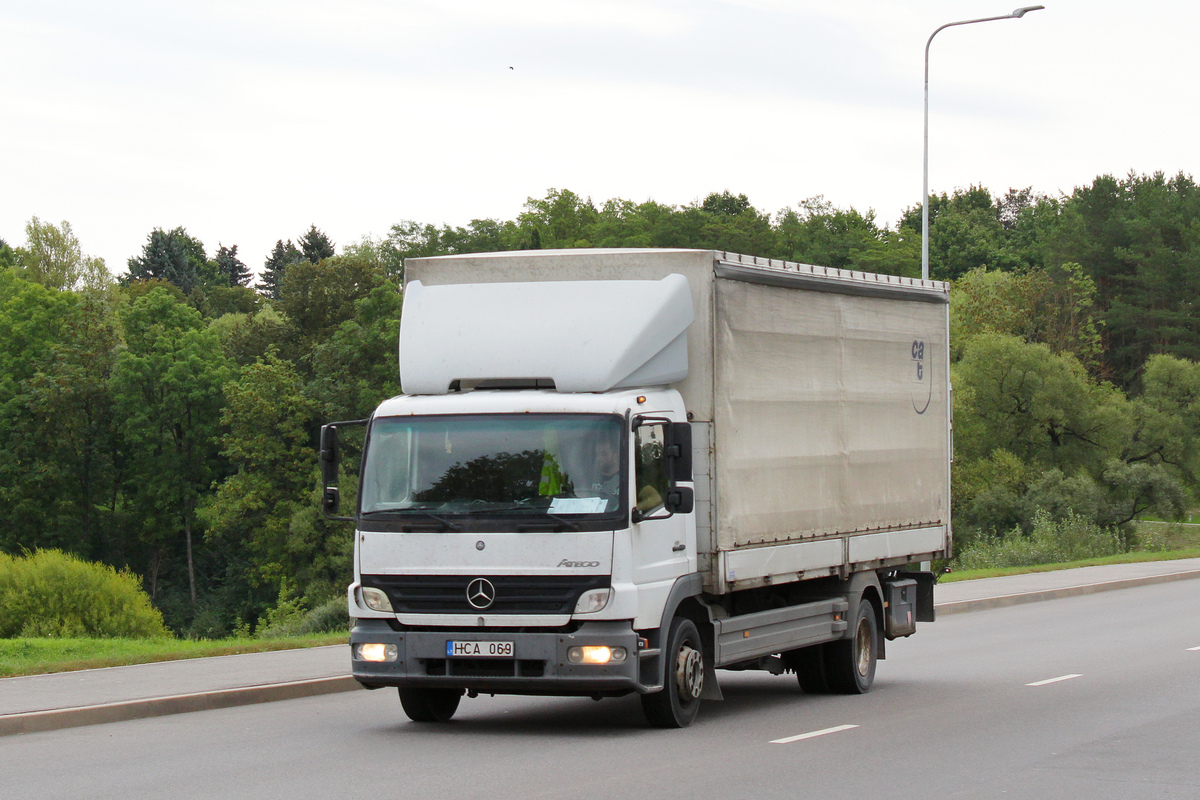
466 578 496 610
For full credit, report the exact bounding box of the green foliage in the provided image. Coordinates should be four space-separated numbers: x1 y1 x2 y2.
308 282 402 419
14 217 110 291
951 263 1102 367
113 287 232 608
258 239 304 300
0 237 16 268
6 174 1200 637
255 591 348 638
125 226 218 295
1052 172 1200 386
0 550 168 638
954 511 1125 571
213 244 251 288
279 250 388 344
202 354 318 592
953 333 1122 470
299 225 335 264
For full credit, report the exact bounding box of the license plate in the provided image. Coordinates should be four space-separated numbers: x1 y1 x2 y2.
446 640 514 658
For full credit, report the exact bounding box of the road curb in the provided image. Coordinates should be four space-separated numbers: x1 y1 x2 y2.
934 568 1200 616
0 675 361 737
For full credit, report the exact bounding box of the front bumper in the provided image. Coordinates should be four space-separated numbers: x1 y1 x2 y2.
350 619 647 696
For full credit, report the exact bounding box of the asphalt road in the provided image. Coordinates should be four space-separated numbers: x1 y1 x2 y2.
3 579 1197 799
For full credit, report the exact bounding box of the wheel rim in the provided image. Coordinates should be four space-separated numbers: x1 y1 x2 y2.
675 643 704 700
854 617 873 678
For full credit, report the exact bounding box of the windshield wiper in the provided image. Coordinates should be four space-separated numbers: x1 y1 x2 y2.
359 509 462 532
464 506 582 531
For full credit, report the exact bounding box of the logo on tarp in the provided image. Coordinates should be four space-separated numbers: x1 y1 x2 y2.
911 340 932 415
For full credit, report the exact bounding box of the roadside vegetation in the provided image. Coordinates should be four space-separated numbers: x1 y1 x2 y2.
943 519 1200 581
3 171 1200 640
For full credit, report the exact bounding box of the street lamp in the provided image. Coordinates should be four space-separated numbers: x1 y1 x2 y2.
921 5 1044 281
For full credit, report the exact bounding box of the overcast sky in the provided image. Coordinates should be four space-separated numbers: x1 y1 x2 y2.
2 0 1196 279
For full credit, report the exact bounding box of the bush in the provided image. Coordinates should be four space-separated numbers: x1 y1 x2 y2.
256 595 348 638
0 550 169 638
954 510 1124 571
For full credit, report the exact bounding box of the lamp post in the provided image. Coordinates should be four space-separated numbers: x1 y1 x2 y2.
922 5 1044 282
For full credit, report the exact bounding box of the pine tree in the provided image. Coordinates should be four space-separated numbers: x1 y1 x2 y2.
213 244 251 287
299 225 335 264
257 239 303 300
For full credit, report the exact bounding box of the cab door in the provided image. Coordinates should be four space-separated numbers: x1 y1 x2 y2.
629 416 694 589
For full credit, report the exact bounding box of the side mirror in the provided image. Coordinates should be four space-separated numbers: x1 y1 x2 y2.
665 486 694 514
631 416 694 523
666 422 692 483
319 418 369 522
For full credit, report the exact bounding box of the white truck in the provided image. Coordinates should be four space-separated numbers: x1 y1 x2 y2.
321 248 951 728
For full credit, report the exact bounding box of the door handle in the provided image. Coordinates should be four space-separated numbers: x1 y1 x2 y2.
672 543 686 552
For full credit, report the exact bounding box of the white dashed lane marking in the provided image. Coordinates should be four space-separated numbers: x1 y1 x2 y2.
1026 674 1083 687
771 724 859 744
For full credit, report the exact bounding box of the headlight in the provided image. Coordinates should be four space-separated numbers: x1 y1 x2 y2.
361 587 394 612
355 643 398 662
573 588 610 614
567 645 627 665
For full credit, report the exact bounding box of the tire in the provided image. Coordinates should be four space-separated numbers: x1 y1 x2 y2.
824 598 878 694
398 687 462 722
786 645 831 694
641 618 705 728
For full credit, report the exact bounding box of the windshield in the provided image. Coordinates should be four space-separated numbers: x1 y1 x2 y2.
360 414 624 520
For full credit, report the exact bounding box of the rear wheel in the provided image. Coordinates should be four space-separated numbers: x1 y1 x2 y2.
824 598 878 694
398 687 462 722
641 618 705 728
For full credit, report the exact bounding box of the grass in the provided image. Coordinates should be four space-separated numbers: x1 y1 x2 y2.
0 633 346 678
942 518 1200 582
941 546 1200 582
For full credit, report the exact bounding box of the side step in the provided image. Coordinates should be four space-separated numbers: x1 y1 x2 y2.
712 598 849 667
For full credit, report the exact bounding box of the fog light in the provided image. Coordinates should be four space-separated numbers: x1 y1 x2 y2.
573 588 610 614
566 645 627 665
361 587 394 612
355 643 398 662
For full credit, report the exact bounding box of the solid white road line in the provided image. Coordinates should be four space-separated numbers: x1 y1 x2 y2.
1026 674 1083 687
771 724 859 744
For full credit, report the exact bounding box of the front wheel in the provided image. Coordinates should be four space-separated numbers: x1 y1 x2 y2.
824 598 878 694
398 687 462 722
641 617 705 728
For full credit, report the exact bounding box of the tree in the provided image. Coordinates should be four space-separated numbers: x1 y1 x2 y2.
951 263 1102 369
258 239 303 300
775 196 882 269
278 250 388 346
201 353 321 618
213 244 251 287
0 270 81 553
299 225 335 264
953 333 1125 473
1051 172 1200 387
125 227 211 295
692 192 776 255
112 288 231 611
15 217 109 291
308 282 402 420
0 238 16 268
517 189 599 249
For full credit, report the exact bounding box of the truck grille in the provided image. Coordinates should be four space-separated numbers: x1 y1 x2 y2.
361 574 609 614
